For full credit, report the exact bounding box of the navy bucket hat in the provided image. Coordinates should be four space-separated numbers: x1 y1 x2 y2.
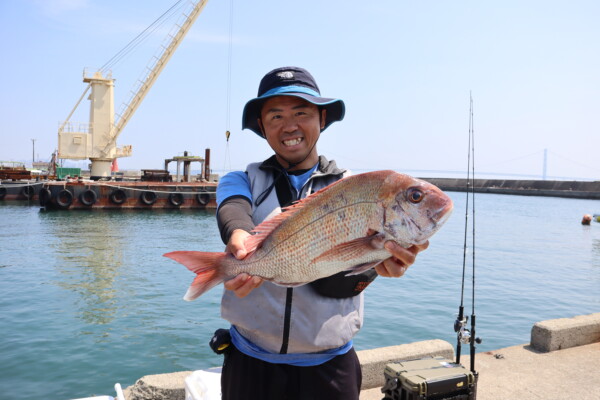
242 66 346 137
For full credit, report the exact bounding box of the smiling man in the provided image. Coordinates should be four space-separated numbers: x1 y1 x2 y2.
213 67 428 400
259 95 324 170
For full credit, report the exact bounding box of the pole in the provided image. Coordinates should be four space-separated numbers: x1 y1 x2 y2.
31 139 36 165
204 148 211 181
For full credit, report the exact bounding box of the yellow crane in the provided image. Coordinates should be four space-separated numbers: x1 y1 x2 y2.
58 0 209 179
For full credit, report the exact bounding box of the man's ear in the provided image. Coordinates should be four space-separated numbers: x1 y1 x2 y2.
320 109 327 130
257 118 266 138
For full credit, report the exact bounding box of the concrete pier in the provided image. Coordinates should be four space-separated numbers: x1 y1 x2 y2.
123 313 600 400
421 177 600 199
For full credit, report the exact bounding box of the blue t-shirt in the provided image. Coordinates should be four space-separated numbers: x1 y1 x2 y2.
216 163 318 207
230 325 352 366
216 171 252 206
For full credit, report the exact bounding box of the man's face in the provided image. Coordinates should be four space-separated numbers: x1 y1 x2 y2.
258 96 326 170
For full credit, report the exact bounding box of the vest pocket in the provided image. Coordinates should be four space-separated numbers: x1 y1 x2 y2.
310 269 378 298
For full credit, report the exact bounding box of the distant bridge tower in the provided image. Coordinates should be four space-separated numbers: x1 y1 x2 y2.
543 148 548 180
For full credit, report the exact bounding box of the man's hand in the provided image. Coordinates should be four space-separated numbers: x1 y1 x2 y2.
375 240 429 278
224 229 263 297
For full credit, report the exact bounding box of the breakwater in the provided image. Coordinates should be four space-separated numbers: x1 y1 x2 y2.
421 178 600 199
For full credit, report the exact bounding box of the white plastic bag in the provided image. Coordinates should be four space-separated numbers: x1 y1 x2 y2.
185 369 222 400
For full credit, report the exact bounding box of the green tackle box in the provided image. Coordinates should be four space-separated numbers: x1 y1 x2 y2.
382 357 476 400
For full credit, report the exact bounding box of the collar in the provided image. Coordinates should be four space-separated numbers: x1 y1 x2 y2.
258 155 345 177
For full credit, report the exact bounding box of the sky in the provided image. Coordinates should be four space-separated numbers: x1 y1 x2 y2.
1 0 599 180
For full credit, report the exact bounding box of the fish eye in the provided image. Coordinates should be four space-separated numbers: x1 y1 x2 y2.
407 188 424 204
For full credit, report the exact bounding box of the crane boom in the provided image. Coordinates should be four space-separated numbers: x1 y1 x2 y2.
101 0 209 157
103 0 208 155
58 0 210 179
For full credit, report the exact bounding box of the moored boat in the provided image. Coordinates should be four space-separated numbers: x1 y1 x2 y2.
39 179 217 210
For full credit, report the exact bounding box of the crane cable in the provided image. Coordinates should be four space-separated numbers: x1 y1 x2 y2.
100 0 186 74
223 0 234 171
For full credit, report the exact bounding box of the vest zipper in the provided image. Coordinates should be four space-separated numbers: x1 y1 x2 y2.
279 287 294 354
278 176 298 354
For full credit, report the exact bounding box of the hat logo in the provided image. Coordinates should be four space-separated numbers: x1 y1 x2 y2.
277 71 294 79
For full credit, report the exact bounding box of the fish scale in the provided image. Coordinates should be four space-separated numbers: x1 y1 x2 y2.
240 178 383 282
164 170 453 301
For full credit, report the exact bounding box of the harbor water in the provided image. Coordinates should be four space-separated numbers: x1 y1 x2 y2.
1 192 599 399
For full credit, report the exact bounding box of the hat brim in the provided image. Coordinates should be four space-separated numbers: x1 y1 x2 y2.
242 93 345 137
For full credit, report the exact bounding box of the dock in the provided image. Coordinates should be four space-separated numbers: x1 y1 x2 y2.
119 313 600 400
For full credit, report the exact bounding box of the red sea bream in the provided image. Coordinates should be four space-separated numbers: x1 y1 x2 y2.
164 170 453 300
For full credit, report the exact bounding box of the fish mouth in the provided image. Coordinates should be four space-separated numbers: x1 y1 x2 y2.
429 201 454 228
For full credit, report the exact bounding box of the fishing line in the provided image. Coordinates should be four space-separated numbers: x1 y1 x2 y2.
223 0 234 172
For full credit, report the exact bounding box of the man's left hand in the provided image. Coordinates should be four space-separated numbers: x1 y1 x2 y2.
375 240 429 277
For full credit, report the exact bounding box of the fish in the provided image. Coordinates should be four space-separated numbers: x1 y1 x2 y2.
164 170 453 301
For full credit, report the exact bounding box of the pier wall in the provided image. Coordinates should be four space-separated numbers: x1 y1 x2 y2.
421 178 600 199
531 313 600 352
122 313 600 399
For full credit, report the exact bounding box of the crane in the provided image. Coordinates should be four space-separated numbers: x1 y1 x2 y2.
58 0 209 180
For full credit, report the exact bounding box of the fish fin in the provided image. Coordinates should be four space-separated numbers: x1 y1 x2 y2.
244 178 354 251
163 251 227 301
344 261 382 276
311 235 383 264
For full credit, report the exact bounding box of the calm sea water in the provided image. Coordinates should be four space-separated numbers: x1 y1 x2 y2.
1 192 599 399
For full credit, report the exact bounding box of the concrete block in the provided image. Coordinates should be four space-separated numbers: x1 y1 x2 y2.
126 370 192 400
357 339 454 390
531 312 600 352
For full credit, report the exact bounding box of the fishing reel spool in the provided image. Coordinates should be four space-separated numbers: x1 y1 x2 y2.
454 315 482 345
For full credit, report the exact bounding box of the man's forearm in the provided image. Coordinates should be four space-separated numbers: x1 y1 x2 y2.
217 196 254 244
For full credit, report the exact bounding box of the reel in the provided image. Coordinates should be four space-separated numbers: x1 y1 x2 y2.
454 315 482 345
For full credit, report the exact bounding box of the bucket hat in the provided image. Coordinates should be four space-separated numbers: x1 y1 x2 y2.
242 66 345 137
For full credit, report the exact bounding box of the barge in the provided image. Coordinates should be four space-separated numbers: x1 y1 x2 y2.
39 180 217 210
0 181 47 201
34 150 218 210
0 161 51 201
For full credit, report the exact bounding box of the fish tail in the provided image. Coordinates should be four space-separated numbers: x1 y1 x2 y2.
163 251 228 301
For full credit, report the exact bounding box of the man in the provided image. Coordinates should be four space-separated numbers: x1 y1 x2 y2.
215 66 428 399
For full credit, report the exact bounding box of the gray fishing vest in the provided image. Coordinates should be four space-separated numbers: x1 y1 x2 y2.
220 158 364 354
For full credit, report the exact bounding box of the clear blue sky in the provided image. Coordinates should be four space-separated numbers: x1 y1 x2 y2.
1 0 598 180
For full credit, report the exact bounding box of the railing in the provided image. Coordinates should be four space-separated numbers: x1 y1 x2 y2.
83 68 112 80
58 122 91 134
0 161 27 168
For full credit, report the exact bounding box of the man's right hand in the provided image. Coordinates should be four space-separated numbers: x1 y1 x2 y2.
224 229 263 298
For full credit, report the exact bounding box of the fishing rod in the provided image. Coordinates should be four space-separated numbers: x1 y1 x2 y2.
454 92 481 375
381 94 481 400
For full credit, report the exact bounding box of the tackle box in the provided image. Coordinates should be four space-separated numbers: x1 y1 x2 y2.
382 356 477 400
